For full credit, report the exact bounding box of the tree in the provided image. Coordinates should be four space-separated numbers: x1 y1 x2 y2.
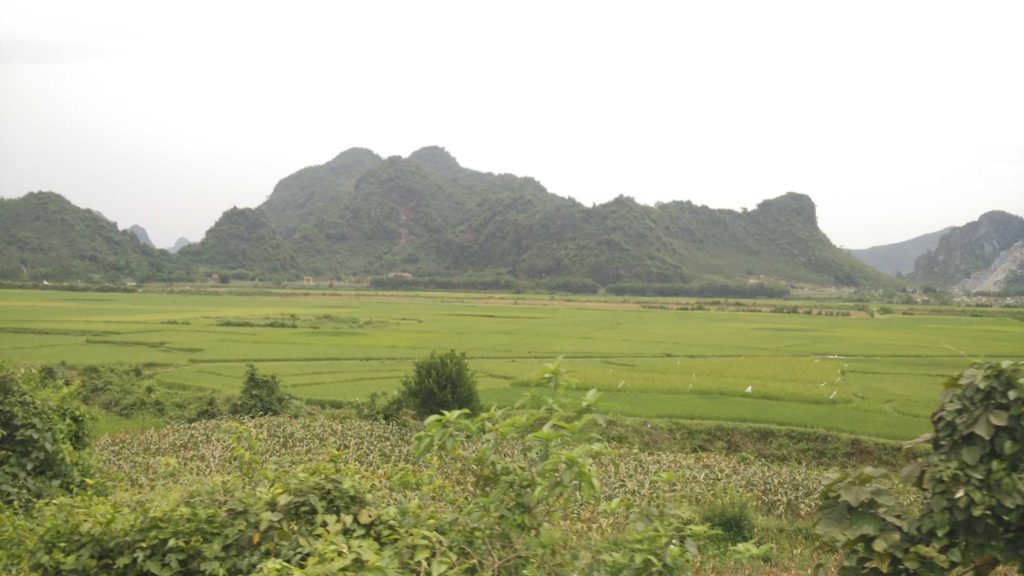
399 350 481 417
233 364 288 417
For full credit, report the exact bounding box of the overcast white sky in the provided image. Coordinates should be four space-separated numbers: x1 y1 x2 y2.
2 1 1023 249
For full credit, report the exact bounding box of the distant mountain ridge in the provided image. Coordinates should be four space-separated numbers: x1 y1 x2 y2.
0 148 902 290
167 237 192 253
911 210 1024 288
0 192 180 282
849 227 952 276
218 146 888 287
128 225 154 248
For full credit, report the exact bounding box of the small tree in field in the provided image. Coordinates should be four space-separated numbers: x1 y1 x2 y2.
400 349 481 417
233 364 288 416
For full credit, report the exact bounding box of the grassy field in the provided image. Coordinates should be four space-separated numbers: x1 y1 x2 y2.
2 288 1022 439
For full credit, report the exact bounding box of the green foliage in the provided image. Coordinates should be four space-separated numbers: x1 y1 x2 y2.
817 360 1024 574
77 365 166 418
1 150 900 288
410 374 714 574
532 276 601 294
233 364 290 417
250 148 891 287
191 395 224 422
179 207 297 281
1 368 785 575
607 280 790 299
399 350 481 417
0 192 186 282
1 453 454 575
699 491 757 545
0 365 91 506
369 273 519 292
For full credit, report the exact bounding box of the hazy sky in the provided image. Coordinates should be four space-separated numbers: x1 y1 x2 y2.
2 1 1023 249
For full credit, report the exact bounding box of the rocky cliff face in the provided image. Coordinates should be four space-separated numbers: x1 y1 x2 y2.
954 241 1024 292
913 211 1024 287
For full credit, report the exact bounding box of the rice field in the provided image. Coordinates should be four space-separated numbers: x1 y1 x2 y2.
2 288 1022 439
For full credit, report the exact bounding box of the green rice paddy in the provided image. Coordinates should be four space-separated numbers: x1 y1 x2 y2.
2 288 1021 440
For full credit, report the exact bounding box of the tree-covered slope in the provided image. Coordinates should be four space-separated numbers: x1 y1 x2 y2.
0 192 180 282
849 227 952 276
178 207 296 279
912 211 1024 287
1 148 894 289
261 147 384 237
239 147 889 287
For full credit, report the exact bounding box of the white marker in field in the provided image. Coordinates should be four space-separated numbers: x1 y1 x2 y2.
744 385 752 393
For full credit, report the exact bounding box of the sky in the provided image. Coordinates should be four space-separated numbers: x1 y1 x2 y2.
2 1 1023 250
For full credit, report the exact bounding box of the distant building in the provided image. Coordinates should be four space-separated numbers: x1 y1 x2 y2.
303 276 314 285
388 272 413 279
209 273 220 283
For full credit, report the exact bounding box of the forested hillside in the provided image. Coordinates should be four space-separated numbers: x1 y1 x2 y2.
2 148 894 289
236 146 887 287
0 192 182 282
177 208 297 280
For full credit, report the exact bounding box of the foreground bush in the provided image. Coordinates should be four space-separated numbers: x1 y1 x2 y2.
2 366 780 575
0 365 90 506
1 452 449 575
817 360 1024 574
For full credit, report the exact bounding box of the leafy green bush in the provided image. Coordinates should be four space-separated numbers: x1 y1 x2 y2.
77 365 165 418
1 453 452 575
399 350 481 417
191 395 224 422
0 365 91 506
232 364 290 417
2 363 783 575
411 376 718 574
817 360 1024 574
700 491 756 545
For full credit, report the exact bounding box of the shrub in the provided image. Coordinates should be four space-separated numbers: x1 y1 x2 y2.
817 360 1024 574
399 350 481 417
191 395 224 422
232 365 289 417
700 491 756 546
1 453 450 575
0 365 91 506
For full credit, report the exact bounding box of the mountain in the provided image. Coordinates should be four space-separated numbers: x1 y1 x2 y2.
166 237 192 254
0 148 896 289
178 208 296 279
262 147 384 237
954 241 1024 293
230 146 888 287
849 227 952 276
0 192 181 282
128 225 154 247
912 211 1024 288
